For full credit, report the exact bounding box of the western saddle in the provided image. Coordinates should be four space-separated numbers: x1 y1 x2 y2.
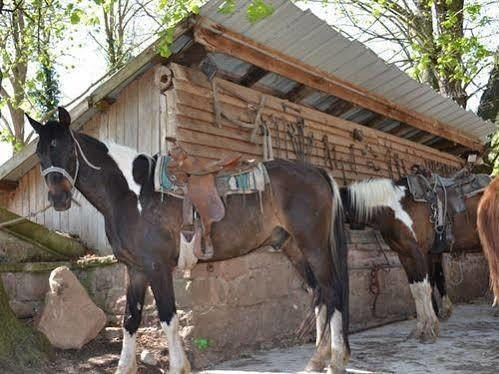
166 139 248 260
406 166 491 253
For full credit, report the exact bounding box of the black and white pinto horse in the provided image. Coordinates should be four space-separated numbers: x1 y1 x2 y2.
27 107 350 374
340 177 482 341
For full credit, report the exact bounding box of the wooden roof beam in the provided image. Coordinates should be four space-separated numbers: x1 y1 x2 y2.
325 100 354 117
238 65 268 87
194 19 483 151
0 180 18 192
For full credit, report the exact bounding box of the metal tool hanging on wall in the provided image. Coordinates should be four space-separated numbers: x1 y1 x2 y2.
287 118 313 162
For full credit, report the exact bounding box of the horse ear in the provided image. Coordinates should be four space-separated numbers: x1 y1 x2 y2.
25 113 43 134
58 106 71 128
133 154 153 186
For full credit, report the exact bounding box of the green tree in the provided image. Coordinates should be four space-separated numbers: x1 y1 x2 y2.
86 0 162 73
0 0 75 152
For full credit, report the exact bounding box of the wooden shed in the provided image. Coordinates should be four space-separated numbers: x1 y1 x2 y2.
0 0 494 366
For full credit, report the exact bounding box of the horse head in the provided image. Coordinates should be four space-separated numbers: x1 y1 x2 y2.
26 107 77 211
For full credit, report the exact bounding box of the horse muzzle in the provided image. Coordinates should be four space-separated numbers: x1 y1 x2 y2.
48 190 72 211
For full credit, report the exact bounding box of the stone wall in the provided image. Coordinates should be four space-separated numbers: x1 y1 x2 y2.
1 229 491 369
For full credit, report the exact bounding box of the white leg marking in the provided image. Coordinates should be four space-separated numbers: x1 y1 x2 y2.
117 329 137 374
315 304 327 347
409 276 440 338
329 309 348 371
348 179 416 240
161 314 190 374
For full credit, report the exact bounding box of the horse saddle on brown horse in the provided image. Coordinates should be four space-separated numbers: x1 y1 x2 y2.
166 141 256 260
406 168 491 253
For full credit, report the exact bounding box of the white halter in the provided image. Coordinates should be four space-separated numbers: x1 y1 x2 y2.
41 130 101 190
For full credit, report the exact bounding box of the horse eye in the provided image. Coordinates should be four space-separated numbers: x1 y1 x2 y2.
50 139 57 148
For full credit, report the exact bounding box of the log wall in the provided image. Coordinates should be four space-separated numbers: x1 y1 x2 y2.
167 63 463 186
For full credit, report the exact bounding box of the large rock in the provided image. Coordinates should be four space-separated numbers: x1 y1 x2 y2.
35 266 107 349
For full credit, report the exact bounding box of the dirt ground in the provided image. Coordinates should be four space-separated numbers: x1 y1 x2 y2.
21 301 498 374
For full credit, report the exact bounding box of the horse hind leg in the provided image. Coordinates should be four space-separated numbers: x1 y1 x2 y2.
116 268 148 374
281 239 331 372
290 239 349 373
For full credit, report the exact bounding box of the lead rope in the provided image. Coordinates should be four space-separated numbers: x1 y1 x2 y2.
0 204 52 228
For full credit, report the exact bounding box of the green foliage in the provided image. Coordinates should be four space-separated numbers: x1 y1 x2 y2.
156 0 274 57
0 127 23 152
194 337 211 350
0 0 75 150
247 0 274 23
28 61 61 120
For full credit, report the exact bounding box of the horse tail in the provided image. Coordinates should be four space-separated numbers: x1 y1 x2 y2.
477 177 499 303
321 169 350 353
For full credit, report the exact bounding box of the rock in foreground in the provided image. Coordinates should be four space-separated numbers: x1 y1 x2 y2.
35 266 107 349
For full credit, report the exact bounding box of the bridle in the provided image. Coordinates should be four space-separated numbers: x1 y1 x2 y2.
40 130 101 191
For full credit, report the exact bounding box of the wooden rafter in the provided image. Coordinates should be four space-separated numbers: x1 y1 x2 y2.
194 19 483 151
0 180 18 191
172 42 208 68
238 66 268 87
325 100 354 117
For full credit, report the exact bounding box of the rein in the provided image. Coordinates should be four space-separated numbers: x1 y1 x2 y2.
41 130 101 191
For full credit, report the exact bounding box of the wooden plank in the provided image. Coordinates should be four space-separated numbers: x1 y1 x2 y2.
238 66 268 87
138 69 154 154
172 83 461 168
124 79 139 149
194 20 484 152
170 64 463 166
0 180 18 191
107 99 118 143
115 87 126 145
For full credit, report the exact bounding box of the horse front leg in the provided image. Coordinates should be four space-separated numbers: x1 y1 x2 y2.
398 246 440 342
149 266 191 374
116 268 148 374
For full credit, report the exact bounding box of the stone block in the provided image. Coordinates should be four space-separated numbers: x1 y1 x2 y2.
1 272 17 298
444 252 489 302
15 272 50 301
35 266 107 349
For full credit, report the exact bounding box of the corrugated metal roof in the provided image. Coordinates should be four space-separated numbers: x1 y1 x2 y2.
200 0 496 142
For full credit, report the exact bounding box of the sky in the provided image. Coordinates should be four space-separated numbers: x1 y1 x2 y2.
1 1 498 167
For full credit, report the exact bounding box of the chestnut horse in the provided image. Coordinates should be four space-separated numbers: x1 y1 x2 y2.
340 177 483 341
477 176 499 304
27 107 350 374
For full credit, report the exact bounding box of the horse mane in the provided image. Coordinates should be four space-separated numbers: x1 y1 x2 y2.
345 178 405 222
76 132 109 154
477 177 499 302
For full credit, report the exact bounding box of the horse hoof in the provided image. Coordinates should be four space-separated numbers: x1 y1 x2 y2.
305 358 325 372
327 366 347 374
115 361 138 374
408 325 439 342
439 295 453 320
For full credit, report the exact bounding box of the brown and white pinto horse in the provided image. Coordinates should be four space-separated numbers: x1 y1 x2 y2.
477 177 499 304
340 177 483 341
27 107 350 374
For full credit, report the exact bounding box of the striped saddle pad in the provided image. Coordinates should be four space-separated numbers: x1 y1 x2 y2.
154 155 268 197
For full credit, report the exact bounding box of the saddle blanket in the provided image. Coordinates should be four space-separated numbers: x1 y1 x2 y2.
154 155 268 197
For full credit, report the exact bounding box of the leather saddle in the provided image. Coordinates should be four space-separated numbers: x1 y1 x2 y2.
166 141 248 260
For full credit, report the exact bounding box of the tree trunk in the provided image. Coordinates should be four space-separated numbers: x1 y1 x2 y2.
478 48 499 124
0 279 51 373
